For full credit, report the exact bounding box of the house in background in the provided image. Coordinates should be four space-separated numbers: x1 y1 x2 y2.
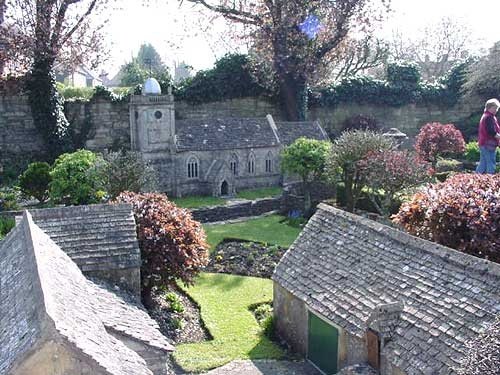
273 203 500 375
55 65 103 87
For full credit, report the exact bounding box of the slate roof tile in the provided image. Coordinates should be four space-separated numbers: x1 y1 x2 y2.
273 203 500 375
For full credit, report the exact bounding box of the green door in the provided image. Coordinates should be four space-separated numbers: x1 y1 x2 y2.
308 311 339 374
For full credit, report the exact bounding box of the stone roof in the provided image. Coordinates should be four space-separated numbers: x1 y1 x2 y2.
273 203 500 375
274 120 329 145
175 116 329 152
1 212 156 374
28 203 140 272
176 117 279 151
88 278 174 353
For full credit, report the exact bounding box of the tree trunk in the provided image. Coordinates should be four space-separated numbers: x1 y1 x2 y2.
345 171 355 213
141 283 154 310
26 55 69 159
0 0 5 75
303 179 312 216
278 71 308 121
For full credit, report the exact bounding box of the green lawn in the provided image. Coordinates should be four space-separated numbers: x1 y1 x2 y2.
203 214 303 251
174 273 285 372
236 187 282 200
172 195 226 209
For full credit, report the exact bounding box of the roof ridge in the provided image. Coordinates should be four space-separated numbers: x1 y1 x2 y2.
316 203 500 279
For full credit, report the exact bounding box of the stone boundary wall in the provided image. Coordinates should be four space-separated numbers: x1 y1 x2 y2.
0 95 484 168
190 197 281 223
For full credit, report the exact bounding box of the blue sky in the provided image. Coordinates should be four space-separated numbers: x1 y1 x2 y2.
103 0 500 76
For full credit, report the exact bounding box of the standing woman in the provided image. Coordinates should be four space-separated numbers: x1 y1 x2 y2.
476 98 500 174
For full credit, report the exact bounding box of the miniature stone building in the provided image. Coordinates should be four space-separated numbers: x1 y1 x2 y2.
273 203 500 375
1 209 173 375
130 80 329 197
27 203 141 296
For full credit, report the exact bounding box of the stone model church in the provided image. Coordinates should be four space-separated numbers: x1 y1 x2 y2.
130 79 329 198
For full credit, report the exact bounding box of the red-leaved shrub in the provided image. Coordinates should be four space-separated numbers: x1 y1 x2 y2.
414 122 465 167
393 173 500 263
115 192 209 307
358 150 432 216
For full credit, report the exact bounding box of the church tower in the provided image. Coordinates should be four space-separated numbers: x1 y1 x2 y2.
129 78 175 153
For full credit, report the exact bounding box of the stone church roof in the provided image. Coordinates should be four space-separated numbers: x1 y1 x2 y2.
1 212 172 374
175 116 328 151
274 120 329 145
28 203 140 273
176 117 279 151
273 203 500 375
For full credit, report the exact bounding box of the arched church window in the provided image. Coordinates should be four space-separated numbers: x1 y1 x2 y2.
265 152 273 173
230 154 238 176
187 156 199 179
247 152 256 175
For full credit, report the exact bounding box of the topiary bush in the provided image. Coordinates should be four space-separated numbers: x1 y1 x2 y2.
414 122 466 168
49 150 105 205
114 192 209 308
19 162 52 203
393 173 500 263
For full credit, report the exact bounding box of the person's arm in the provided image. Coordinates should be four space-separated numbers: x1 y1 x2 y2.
485 116 498 137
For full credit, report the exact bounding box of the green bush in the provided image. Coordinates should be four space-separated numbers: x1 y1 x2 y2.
464 141 500 162
0 217 15 240
56 82 94 100
0 187 20 211
94 151 157 199
49 150 105 205
19 162 52 202
386 62 421 86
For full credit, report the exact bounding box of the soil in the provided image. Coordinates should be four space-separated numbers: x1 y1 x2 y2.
205 240 287 278
148 285 211 345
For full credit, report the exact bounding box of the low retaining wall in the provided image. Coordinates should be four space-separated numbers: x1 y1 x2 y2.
190 197 281 223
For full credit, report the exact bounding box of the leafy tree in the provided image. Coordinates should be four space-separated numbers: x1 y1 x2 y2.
94 151 157 199
182 0 390 121
114 192 209 308
326 130 394 213
281 137 331 214
456 315 500 375
357 150 431 216
176 53 266 103
118 43 171 87
393 173 500 263
414 122 465 168
2 0 110 157
388 17 480 80
463 41 500 98
19 162 52 203
49 149 105 205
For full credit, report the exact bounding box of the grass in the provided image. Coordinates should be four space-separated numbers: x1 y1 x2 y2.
171 195 226 209
174 273 285 372
203 214 303 251
236 187 282 200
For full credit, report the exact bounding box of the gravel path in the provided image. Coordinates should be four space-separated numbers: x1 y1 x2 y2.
203 360 321 375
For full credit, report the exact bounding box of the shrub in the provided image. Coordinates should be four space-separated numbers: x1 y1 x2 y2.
0 187 20 211
114 192 209 308
94 151 157 199
464 141 500 163
393 173 500 263
386 62 421 87
281 137 331 214
414 122 465 167
19 162 52 202
435 158 463 173
0 217 15 240
49 150 105 205
326 130 394 212
340 114 379 133
358 150 432 216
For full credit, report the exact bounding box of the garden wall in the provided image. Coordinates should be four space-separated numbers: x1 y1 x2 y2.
190 197 281 223
0 94 483 169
